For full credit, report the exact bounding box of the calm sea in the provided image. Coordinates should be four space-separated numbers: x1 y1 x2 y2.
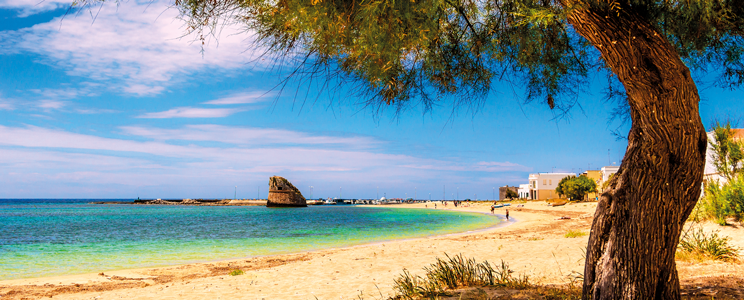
0 199 499 280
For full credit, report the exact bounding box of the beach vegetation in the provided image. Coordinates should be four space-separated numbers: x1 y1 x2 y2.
555 176 596 202
599 174 614 193
677 227 739 262
107 0 744 295
709 121 744 183
564 230 587 238
391 254 529 299
504 189 518 200
697 177 744 225
228 269 244 276
694 122 744 225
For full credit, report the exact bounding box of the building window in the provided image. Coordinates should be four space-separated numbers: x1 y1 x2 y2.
549 179 552 185
543 179 546 185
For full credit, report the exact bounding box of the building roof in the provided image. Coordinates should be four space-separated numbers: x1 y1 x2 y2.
731 128 744 140
704 129 744 175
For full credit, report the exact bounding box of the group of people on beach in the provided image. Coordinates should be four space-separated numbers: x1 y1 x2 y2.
425 200 509 220
451 200 470 207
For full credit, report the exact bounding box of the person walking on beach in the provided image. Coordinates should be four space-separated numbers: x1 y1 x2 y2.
490 206 495 214
505 209 509 220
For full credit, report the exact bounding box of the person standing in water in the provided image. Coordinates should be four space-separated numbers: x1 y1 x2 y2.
505 209 509 220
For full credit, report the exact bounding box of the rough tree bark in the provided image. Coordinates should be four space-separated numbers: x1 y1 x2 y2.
565 6 708 300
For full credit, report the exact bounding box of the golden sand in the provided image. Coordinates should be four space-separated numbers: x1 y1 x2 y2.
1 201 742 299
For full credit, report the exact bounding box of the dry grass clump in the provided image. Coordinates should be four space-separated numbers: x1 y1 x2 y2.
391 254 529 299
564 230 587 238
677 227 739 262
546 199 568 206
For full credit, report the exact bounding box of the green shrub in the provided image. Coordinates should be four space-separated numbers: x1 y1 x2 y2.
564 230 587 238
699 175 744 225
678 227 739 262
229 269 244 276
555 175 597 201
391 254 529 299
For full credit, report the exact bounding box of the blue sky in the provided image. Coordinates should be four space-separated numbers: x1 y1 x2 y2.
0 0 740 199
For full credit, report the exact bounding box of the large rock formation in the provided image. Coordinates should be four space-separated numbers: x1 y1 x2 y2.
267 176 307 207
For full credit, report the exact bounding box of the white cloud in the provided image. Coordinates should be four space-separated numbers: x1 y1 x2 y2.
75 108 119 114
0 98 13 110
0 0 71 17
30 87 88 100
0 125 531 197
6 0 261 96
119 124 379 147
0 125 199 157
203 91 272 105
37 99 66 110
136 107 244 118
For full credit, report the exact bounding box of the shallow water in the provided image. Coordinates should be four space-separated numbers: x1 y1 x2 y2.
0 199 499 280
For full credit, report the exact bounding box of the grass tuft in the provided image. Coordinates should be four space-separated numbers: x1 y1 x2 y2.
677 227 739 262
564 230 587 238
228 269 244 276
391 254 529 299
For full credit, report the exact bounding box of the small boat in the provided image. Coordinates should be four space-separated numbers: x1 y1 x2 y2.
503 203 511 207
492 204 504 208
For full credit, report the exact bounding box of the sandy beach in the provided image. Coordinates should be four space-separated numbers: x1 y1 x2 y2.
2 201 743 299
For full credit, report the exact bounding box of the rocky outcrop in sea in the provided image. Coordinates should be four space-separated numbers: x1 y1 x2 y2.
267 176 307 207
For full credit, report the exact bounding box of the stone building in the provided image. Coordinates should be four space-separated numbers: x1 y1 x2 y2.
498 185 518 200
267 176 307 207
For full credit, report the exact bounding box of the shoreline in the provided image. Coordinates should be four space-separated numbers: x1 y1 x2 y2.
0 201 587 300
0 205 502 283
2 201 743 300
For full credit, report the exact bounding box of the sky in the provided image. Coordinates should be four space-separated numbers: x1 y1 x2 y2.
0 0 741 200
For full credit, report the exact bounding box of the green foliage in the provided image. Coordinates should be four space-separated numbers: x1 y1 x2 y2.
505 189 518 199
600 173 614 192
564 230 587 238
152 0 744 113
229 269 244 276
555 175 596 201
391 254 529 299
678 227 739 262
710 122 744 182
699 174 744 224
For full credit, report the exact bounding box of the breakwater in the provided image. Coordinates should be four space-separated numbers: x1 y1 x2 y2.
91 199 268 206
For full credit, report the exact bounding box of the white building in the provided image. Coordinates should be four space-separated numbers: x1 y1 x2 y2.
701 130 744 185
527 172 576 200
601 166 620 182
518 184 530 199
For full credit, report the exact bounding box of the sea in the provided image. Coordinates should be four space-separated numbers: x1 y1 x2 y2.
0 199 500 281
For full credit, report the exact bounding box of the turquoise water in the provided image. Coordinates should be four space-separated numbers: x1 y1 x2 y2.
0 200 499 280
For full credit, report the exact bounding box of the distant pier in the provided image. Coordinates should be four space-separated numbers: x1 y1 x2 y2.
91 199 268 206
92 198 443 206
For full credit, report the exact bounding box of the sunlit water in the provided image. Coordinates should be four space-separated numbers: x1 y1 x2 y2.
0 199 499 280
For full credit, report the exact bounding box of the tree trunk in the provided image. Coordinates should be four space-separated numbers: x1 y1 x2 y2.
565 7 708 300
